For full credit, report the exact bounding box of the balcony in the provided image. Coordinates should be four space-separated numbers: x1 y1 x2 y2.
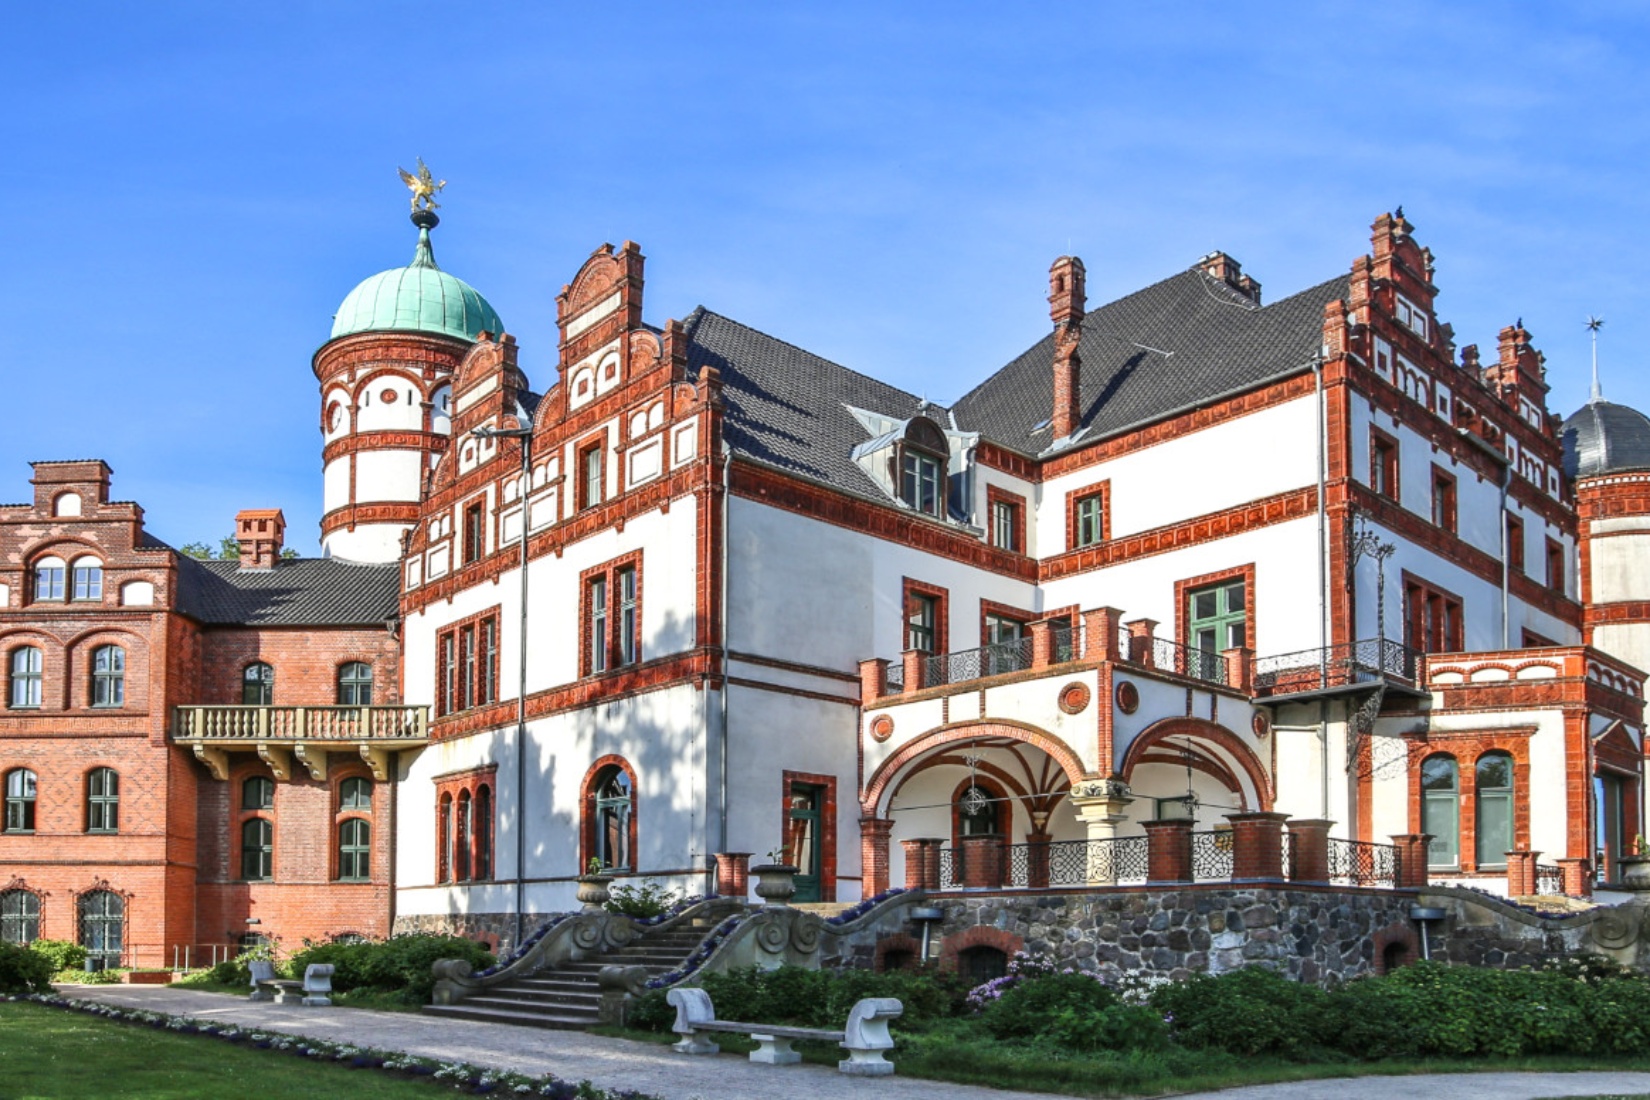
1252 638 1423 701
172 705 430 782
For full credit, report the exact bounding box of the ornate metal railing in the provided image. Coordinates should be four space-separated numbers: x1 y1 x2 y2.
1536 864 1565 896
1113 630 1228 687
172 705 429 741
1052 624 1075 664
884 663 904 692
1190 830 1235 880
937 836 1150 890
922 637 1035 688
1325 837 1401 886
1253 638 1420 696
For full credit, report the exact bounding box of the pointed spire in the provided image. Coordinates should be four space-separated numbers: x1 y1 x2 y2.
1587 316 1605 402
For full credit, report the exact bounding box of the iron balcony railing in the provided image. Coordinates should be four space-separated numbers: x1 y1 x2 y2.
1322 837 1402 886
1113 626 1229 687
1190 829 1235 880
937 836 1150 890
172 705 429 741
1253 638 1420 696
1536 864 1565 896
922 637 1035 688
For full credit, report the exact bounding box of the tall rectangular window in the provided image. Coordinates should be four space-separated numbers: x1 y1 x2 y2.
479 619 497 706
617 567 639 666
580 442 604 511
1506 514 1525 575
1546 538 1565 593
991 500 1017 552
462 501 484 565
1431 468 1457 533
1405 577 1464 654
72 566 102 602
1187 580 1247 652
459 625 476 711
1070 487 1107 549
8 648 42 710
907 594 937 653
899 451 944 517
588 576 609 673
1371 430 1399 500
439 634 456 716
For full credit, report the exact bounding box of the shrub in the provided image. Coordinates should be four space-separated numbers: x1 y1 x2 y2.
281 934 493 1005
1150 966 1324 1058
675 965 968 1033
0 941 55 994
28 939 86 972
205 942 277 988
626 988 674 1030
605 881 681 919
976 967 1167 1052
285 939 375 992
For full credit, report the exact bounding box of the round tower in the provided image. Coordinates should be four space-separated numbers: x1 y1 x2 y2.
314 207 503 562
1563 396 1650 675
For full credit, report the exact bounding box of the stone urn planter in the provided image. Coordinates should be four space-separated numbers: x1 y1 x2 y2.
1618 855 1650 890
576 873 615 911
750 863 799 907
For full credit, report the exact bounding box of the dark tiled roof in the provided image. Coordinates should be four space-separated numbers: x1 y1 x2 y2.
951 269 1348 454
1562 399 1650 479
683 308 940 495
174 556 400 627
684 267 1347 496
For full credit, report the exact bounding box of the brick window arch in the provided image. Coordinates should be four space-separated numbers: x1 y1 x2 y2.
335 774 373 882
434 764 496 884
4 769 37 833
581 756 638 873
90 646 124 708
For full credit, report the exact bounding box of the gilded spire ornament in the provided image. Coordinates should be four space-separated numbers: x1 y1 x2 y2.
398 158 447 214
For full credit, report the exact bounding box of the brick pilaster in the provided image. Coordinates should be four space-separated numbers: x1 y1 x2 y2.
1504 849 1539 897
1143 819 1193 883
1557 856 1593 898
1125 618 1159 666
858 659 888 702
1082 607 1125 661
1221 647 1254 694
860 817 894 897
1389 834 1432 889
901 649 925 693
960 834 1007 889
713 852 751 898
1028 620 1054 668
1024 834 1051 889
901 838 943 891
1226 811 1290 881
1286 819 1333 883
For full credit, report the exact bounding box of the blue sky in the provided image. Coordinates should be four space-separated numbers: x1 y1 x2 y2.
4 3 1648 554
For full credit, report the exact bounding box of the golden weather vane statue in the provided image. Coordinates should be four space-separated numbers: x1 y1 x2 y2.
398 158 447 214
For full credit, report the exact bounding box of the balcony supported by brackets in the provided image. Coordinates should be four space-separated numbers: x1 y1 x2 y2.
171 705 431 782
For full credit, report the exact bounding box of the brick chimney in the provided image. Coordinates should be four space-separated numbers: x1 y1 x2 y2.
1197 251 1261 303
235 509 286 570
1483 320 1550 406
1049 255 1086 440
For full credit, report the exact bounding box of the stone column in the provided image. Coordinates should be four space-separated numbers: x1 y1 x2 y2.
1024 833 1051 889
1124 618 1159 667
1557 856 1593 898
1285 819 1333 883
713 852 751 898
860 817 894 897
1221 647 1254 693
1082 607 1125 662
901 838 943 891
960 834 1006 889
1143 819 1193 883
858 659 888 702
901 649 926 693
1388 834 1432 889
1070 778 1134 885
1226 811 1291 881
1504 849 1539 897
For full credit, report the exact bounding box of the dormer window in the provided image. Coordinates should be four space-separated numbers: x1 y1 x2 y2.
1395 295 1428 341
897 418 948 519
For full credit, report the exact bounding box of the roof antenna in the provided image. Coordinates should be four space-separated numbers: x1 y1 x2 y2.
1587 316 1605 402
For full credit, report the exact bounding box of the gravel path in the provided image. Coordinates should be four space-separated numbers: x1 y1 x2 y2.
56 986 1650 1100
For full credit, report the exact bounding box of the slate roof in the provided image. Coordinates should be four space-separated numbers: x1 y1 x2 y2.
952 269 1348 454
683 265 1348 498
174 556 400 627
1562 399 1650 479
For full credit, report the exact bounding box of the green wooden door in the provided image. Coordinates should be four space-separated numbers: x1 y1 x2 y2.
787 783 824 903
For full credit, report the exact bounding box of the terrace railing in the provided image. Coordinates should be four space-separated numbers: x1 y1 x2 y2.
1253 638 1420 696
1536 864 1565 897
172 705 429 742
922 637 1035 689
937 836 1150 890
1323 837 1402 886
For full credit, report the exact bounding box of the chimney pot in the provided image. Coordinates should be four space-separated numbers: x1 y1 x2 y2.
234 509 286 570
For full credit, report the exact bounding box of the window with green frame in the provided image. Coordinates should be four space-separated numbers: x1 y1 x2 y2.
1073 492 1105 548
1421 754 1459 868
1475 752 1514 868
337 818 371 881
1187 579 1247 652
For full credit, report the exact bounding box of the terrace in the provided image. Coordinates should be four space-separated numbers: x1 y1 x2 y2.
171 704 430 782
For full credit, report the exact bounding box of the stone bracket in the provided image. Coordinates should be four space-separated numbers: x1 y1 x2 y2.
256 743 293 782
358 744 391 781
191 743 230 781
293 743 328 782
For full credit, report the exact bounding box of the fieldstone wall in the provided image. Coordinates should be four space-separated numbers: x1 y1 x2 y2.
394 911 521 953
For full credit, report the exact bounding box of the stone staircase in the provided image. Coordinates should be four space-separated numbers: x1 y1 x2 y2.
422 911 726 1030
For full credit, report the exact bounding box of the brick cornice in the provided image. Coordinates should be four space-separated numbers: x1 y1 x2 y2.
323 431 449 464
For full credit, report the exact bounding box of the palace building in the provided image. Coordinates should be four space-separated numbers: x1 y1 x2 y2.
2 201 1648 964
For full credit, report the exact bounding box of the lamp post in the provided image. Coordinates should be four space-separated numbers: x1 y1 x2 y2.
472 413 533 949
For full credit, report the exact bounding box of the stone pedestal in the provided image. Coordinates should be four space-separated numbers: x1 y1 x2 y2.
1286 819 1333 883
1226 811 1290 881
1143 819 1193 883
1070 778 1133 885
900 837 943 891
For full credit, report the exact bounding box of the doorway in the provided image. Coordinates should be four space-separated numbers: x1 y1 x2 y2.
787 782 824 903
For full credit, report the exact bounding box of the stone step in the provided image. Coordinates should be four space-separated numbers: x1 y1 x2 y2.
463 991 601 1011
422 1004 598 1031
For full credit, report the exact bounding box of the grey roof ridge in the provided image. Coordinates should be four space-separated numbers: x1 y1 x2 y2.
684 305 944 413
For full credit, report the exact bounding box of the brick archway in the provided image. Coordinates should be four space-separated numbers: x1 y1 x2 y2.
861 720 1087 817
1120 717 1273 810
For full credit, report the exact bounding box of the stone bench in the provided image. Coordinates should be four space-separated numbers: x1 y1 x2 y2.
247 960 335 1007
666 987 902 1076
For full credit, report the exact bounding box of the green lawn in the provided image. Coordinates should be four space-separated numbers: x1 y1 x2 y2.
0 1002 451 1099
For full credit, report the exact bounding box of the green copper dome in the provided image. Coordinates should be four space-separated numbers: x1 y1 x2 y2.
330 215 502 342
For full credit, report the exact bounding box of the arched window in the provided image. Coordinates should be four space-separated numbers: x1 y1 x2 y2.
1421 754 1459 869
242 662 274 706
337 662 373 706
455 790 472 881
242 776 274 811
438 793 454 883
86 768 118 833
339 777 372 811
33 558 65 602
958 944 1008 984
78 891 124 967
4 769 36 833
958 784 1001 837
9 647 42 709
240 818 274 880
474 785 493 881
1476 751 1515 869
0 889 39 945
897 418 949 518
591 765 634 872
71 558 103 602
338 818 371 881
91 646 124 708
